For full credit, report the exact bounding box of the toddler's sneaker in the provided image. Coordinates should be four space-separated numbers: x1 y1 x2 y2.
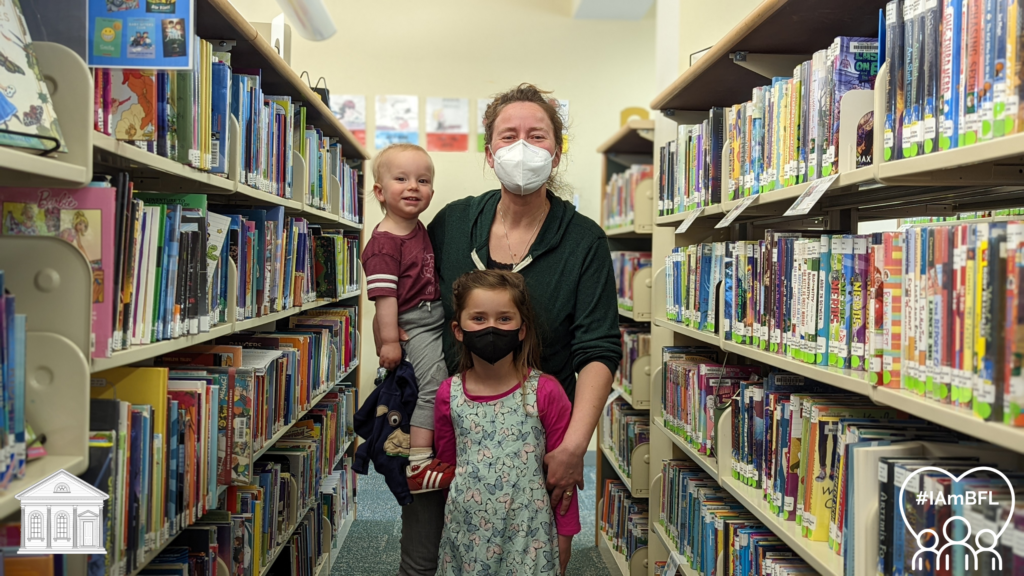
407 459 455 493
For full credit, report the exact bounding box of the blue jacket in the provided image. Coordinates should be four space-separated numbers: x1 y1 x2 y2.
352 360 418 506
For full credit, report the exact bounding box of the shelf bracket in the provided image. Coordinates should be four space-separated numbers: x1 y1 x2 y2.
730 52 812 79
208 39 238 52
662 110 708 124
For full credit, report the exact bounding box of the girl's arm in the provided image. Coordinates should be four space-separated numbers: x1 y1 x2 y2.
537 375 581 537
433 378 456 465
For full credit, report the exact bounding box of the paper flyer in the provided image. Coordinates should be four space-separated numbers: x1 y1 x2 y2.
426 97 469 152
477 98 493 152
548 98 569 153
88 0 193 69
375 94 419 149
330 94 366 146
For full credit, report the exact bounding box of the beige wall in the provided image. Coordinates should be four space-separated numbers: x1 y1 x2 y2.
229 0 656 393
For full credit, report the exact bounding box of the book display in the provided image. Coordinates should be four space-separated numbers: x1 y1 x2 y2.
0 0 365 574
602 0 1024 575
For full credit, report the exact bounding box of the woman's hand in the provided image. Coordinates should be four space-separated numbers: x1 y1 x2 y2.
558 534 572 575
545 441 584 516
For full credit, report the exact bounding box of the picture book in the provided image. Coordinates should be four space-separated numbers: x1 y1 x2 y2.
0 186 116 358
0 0 66 153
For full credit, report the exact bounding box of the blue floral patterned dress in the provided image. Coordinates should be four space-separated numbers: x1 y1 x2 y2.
436 370 560 576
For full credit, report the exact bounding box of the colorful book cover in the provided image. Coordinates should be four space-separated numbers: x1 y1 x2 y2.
922 0 942 154
126 17 156 59
975 222 1006 421
1007 223 1024 425
0 0 67 152
961 0 985 146
0 187 116 358
109 69 157 141
831 37 879 170
829 236 851 367
940 0 963 150
851 236 870 370
817 235 833 365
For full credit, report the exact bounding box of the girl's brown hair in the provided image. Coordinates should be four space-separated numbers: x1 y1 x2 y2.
482 83 568 197
451 269 541 376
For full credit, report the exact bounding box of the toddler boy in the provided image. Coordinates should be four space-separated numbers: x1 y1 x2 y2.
361 143 453 493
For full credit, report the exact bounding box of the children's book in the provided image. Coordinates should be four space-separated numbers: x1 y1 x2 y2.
0 186 116 358
0 0 66 152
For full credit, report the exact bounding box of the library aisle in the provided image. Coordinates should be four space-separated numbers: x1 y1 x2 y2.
14 0 1024 575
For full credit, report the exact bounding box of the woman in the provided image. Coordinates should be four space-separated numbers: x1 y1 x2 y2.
393 83 621 575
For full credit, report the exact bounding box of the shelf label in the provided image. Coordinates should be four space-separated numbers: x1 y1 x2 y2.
675 207 705 234
783 174 840 217
716 194 759 229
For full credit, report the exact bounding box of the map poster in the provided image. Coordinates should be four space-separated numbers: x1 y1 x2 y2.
330 94 366 146
477 98 493 152
426 98 469 152
375 95 419 149
88 0 193 68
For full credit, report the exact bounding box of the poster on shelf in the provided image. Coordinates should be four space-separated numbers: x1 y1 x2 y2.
426 98 469 152
330 94 366 146
375 94 419 149
477 98 493 152
548 98 569 153
87 0 193 68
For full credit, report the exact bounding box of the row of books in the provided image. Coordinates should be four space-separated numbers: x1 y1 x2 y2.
93 56 363 222
900 207 1024 225
0 272 25 490
659 459 816 576
87 334 356 576
600 480 648 562
666 222 1024 426
883 0 1024 161
661 347 758 460
0 184 361 359
658 36 879 216
617 325 650 397
602 398 649 478
721 369 1021 574
665 244 722 333
613 251 651 312
603 164 653 230
131 460 353 576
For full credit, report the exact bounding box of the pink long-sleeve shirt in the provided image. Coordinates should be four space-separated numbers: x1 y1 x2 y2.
434 373 581 536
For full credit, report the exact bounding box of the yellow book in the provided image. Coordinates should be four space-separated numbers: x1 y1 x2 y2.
91 367 168 541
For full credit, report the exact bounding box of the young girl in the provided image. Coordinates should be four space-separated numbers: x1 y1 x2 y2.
434 270 579 576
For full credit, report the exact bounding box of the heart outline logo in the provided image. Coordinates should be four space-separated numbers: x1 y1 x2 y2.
897 465 1015 572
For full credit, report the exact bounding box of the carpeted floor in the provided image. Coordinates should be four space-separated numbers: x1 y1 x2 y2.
331 460 611 576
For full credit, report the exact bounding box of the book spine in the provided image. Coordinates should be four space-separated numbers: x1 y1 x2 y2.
941 0 964 150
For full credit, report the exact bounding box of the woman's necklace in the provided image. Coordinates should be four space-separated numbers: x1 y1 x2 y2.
498 200 548 266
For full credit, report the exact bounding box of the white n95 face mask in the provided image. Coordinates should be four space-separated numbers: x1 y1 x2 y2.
490 140 554 195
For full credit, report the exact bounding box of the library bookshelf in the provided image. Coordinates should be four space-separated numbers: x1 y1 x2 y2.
605 1 1024 576
596 120 655 576
2 0 367 574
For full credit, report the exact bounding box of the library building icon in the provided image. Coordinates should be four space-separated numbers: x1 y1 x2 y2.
15 469 108 554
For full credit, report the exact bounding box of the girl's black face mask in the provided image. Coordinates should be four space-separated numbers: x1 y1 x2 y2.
461 326 522 365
